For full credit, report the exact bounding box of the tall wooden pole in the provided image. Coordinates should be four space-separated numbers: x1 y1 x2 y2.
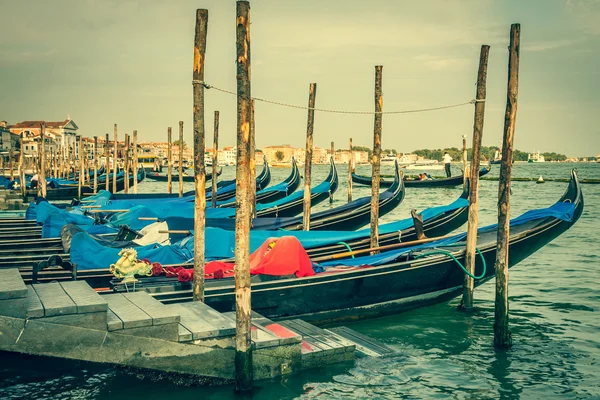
370 65 383 250
112 124 118 193
249 100 256 218
192 9 208 304
234 1 253 392
460 45 489 311
178 121 184 198
19 133 25 197
303 83 317 231
348 137 353 203
211 111 219 208
19 133 27 197
133 130 138 193
124 134 130 194
495 23 520 349
77 136 83 198
167 127 172 194
105 133 110 192
93 136 98 194
39 122 46 198
462 134 469 184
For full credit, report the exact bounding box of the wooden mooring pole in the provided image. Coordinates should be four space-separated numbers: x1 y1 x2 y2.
19 132 25 198
112 124 118 193
105 133 110 192
494 23 520 349
462 134 469 183
178 121 184 198
211 111 219 208
234 1 253 392
133 130 138 193
303 83 317 231
93 136 98 194
348 137 353 203
39 122 46 198
192 8 208 304
167 127 173 194
124 133 130 194
250 100 256 219
78 135 84 199
370 65 383 250
460 45 489 311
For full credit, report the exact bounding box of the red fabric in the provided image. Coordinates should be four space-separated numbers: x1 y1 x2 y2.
249 236 315 277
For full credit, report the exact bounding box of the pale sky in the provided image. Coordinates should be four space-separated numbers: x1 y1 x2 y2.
1 0 599 156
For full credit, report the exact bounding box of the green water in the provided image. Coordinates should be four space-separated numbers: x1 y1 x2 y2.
0 162 598 399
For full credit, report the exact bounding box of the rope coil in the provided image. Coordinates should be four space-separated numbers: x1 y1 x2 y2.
193 80 484 115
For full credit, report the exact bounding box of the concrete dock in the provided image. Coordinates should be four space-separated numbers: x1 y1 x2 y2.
0 269 390 383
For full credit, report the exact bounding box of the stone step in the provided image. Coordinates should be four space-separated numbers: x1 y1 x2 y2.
326 326 396 358
164 301 235 343
104 292 180 341
0 269 28 318
29 281 108 329
278 319 355 368
222 311 293 350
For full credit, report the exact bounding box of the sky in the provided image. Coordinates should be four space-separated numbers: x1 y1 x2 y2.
1 0 599 157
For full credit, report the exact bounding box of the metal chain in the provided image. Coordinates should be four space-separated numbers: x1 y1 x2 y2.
192 80 484 115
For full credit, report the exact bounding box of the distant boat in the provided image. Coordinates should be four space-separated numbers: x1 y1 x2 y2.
380 155 397 166
490 148 502 165
404 160 443 170
528 152 545 163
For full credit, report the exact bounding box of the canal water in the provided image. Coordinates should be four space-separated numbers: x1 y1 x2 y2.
0 162 598 399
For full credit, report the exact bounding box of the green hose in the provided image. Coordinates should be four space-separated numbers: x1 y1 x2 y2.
336 241 355 258
413 244 487 280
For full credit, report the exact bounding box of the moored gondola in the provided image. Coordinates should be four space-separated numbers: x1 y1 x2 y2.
205 160 405 231
353 165 490 188
145 167 223 182
143 169 583 323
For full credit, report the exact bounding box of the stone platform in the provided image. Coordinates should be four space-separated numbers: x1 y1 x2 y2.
0 269 390 383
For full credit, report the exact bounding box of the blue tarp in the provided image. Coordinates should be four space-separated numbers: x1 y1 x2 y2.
321 200 576 267
71 234 195 270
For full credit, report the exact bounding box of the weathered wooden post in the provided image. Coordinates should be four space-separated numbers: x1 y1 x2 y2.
124 133 130 194
460 45 489 311
211 111 219 208
462 134 469 184
348 137 353 202
249 100 256 218
112 124 118 193
495 23 520 349
105 133 110 192
39 122 46 198
133 130 138 193
19 133 25 197
303 83 317 231
78 135 84 198
178 121 184 198
192 8 208 304
234 1 253 392
93 136 98 194
167 127 173 194
370 65 383 250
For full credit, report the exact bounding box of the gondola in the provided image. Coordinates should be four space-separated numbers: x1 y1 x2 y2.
204 160 405 231
216 158 301 208
352 165 490 188
15 182 470 287
142 169 583 323
145 167 223 183
26 169 146 201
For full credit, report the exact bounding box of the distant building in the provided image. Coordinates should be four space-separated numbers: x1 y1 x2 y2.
8 118 79 158
263 144 295 164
